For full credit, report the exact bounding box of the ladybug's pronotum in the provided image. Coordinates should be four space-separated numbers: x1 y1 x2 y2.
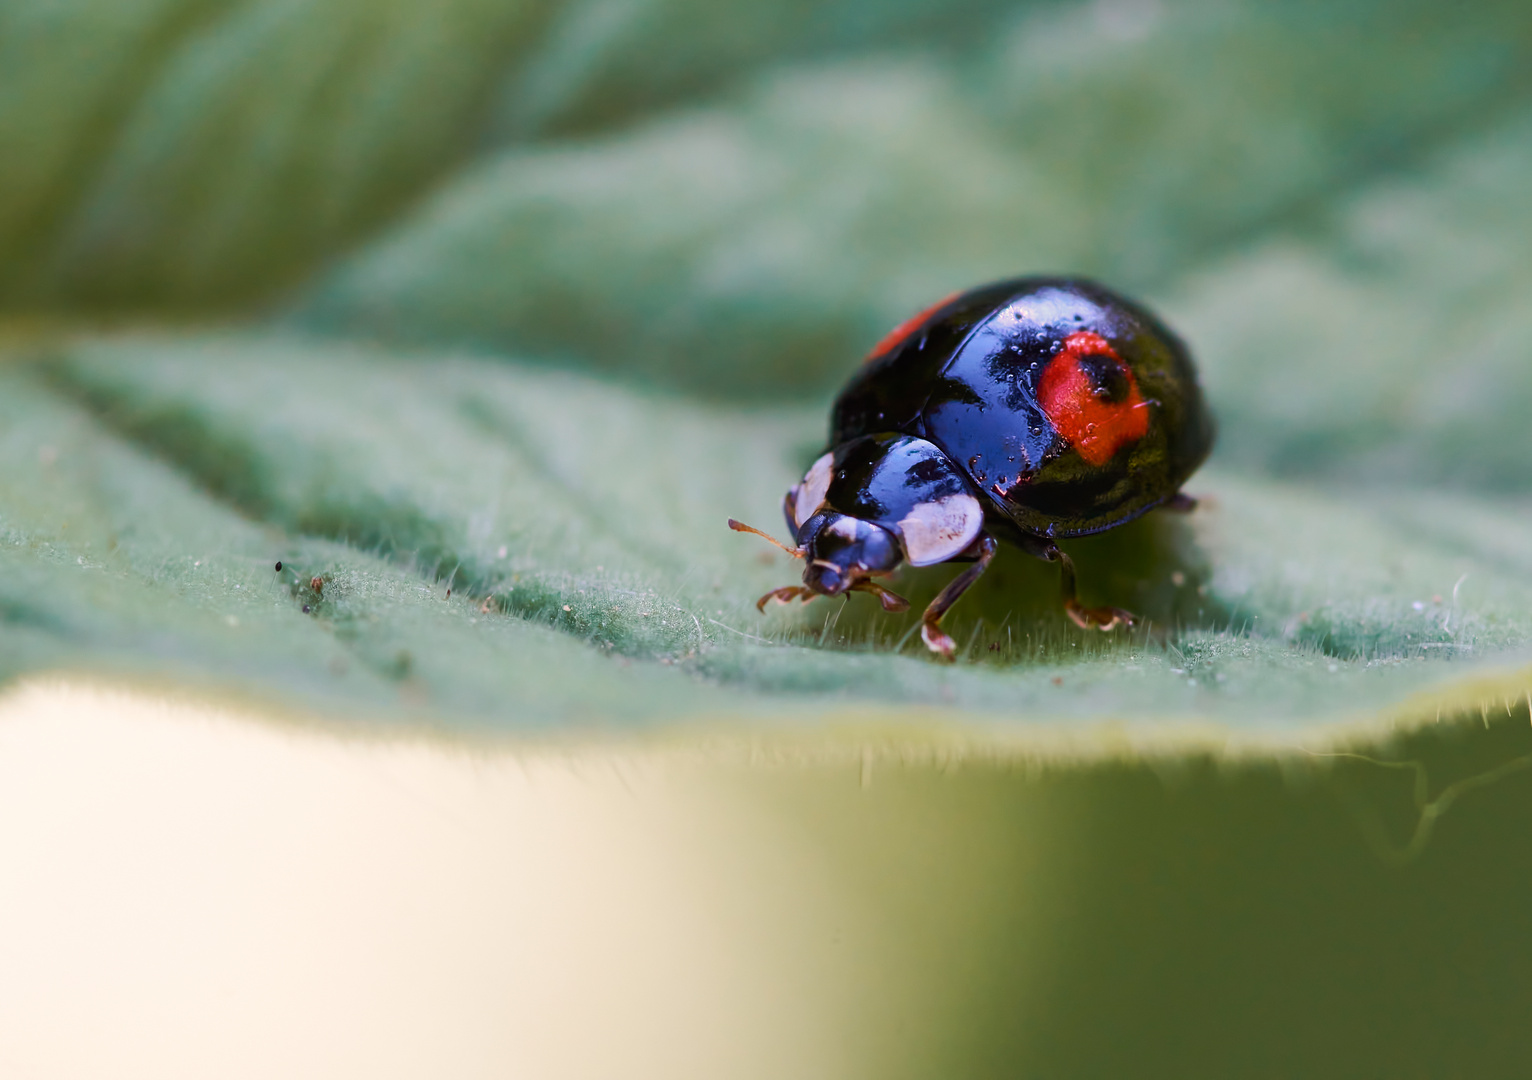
730 277 1214 659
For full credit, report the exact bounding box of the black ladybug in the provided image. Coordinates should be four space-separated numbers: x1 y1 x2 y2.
729 277 1215 659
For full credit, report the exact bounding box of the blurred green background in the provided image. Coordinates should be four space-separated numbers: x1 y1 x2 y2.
4 0 1532 1075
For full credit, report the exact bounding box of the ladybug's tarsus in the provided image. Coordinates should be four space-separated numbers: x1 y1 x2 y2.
920 622 958 660
1162 492 1199 514
1064 600 1136 632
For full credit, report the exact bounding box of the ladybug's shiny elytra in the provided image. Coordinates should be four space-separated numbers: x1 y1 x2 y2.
729 277 1215 659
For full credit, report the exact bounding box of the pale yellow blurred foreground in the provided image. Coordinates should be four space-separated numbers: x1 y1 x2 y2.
0 682 1060 1080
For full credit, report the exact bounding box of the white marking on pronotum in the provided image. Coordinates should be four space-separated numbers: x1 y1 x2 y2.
823 515 861 542
897 493 984 567
792 452 834 528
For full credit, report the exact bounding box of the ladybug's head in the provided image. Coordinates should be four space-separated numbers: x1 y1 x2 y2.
727 512 910 614
796 511 902 596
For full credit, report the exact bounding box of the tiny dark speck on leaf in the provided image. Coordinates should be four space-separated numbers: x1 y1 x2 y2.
274 561 283 572
302 605 311 613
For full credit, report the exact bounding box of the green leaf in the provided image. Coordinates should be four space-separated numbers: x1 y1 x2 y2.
4 327 1526 743
0 0 1029 310
4 0 1529 738
293 0 1532 396
9 1 1532 1072
1 0 1530 746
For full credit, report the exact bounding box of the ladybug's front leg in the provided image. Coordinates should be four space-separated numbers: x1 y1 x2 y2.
1042 545 1136 631
755 585 815 611
919 535 997 660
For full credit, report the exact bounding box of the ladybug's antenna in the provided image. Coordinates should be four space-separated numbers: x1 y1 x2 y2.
727 518 804 559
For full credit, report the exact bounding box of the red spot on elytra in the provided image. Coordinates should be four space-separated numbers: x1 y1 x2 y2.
865 291 961 363
1037 331 1150 466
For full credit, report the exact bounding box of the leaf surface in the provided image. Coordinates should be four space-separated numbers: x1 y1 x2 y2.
2 0 1532 751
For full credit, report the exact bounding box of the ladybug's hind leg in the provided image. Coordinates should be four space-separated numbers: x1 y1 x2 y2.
1042 545 1135 631
919 535 997 660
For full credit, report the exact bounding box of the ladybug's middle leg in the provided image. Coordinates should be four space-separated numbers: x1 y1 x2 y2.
1042 545 1136 631
919 534 997 660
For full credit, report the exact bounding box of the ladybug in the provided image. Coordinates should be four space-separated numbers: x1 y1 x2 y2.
729 277 1215 659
